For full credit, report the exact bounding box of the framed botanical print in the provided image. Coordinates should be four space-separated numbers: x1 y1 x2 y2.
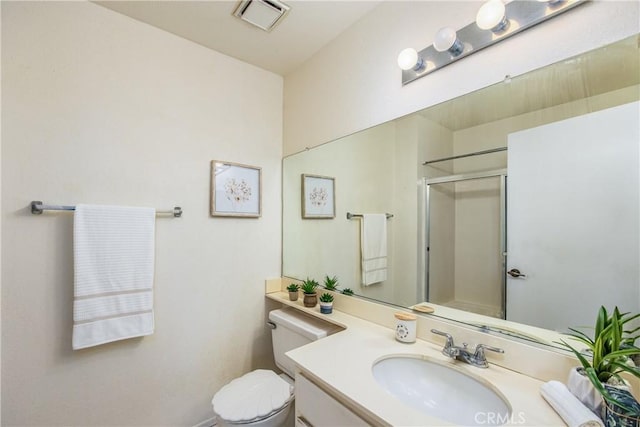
301 174 335 219
211 161 261 218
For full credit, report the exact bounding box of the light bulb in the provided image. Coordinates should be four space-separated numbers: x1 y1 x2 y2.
433 27 463 56
433 27 456 52
476 0 508 32
397 48 423 71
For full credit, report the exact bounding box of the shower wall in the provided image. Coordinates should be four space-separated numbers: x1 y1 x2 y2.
427 182 456 305
449 136 506 317
420 118 455 306
451 177 503 317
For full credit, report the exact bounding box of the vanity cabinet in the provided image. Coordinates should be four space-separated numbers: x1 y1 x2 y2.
295 372 369 427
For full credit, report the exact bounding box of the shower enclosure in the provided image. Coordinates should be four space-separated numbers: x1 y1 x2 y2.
420 101 639 330
423 169 507 319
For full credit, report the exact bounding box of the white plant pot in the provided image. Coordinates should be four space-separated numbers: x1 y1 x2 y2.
319 302 333 314
567 367 603 417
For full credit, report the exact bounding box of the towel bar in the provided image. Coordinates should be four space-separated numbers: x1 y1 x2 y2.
30 201 182 218
346 212 393 220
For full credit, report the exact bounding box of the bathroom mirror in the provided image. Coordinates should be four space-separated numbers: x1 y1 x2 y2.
282 35 640 349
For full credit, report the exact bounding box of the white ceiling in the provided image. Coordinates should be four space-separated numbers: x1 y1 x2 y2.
95 0 382 76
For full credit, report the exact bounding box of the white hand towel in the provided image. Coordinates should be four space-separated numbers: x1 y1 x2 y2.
360 214 387 286
540 381 604 427
73 204 156 350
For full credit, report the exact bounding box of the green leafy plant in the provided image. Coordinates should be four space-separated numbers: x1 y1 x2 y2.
559 306 640 412
622 333 639 349
324 275 339 291
286 283 300 293
300 278 319 295
341 288 354 296
319 293 334 303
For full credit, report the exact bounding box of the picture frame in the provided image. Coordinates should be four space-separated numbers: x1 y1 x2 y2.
211 161 261 218
301 174 335 219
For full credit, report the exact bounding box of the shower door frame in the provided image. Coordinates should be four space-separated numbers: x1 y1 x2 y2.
421 169 508 319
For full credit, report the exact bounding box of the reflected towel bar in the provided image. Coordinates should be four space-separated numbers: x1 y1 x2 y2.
347 212 393 220
30 201 183 218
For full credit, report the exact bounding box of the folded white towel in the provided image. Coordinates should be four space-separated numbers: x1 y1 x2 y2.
73 204 156 350
540 381 604 427
360 214 387 286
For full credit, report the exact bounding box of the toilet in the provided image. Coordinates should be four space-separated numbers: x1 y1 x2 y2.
211 308 340 426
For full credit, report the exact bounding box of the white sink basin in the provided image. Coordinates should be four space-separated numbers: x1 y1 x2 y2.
372 355 511 426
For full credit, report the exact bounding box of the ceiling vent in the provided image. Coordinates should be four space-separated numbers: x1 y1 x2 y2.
233 0 291 32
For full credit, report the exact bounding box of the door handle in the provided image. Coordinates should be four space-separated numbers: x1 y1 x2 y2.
507 268 526 278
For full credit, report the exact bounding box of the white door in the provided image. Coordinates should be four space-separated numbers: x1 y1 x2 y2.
506 102 639 332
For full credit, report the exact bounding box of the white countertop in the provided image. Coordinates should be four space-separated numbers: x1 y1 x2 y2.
269 293 565 426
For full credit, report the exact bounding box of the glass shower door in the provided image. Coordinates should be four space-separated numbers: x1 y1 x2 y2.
424 171 506 319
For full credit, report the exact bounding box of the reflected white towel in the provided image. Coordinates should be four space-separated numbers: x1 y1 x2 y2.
540 381 604 427
73 204 156 350
360 214 387 286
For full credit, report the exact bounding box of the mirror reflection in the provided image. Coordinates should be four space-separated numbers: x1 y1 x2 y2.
283 35 640 347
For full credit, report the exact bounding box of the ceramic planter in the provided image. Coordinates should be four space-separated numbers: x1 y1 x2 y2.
604 385 640 427
303 292 317 307
567 367 604 416
567 367 635 419
319 301 333 314
288 291 299 302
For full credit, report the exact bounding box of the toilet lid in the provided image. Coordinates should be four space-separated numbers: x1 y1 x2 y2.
212 369 294 423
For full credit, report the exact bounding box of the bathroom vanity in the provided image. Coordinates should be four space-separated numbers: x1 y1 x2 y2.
266 287 568 426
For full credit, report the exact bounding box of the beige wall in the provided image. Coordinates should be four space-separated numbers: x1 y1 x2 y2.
1 2 282 425
391 115 424 306
283 1 640 156
282 122 397 301
281 113 460 308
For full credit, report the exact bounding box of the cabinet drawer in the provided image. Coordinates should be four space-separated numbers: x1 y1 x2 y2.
295 373 369 426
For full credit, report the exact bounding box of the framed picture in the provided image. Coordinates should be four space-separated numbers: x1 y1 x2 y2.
211 161 261 218
301 174 335 219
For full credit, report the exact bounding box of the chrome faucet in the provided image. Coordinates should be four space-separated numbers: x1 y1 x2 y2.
431 329 504 368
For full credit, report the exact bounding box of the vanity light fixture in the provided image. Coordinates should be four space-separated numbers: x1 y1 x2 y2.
397 48 424 71
433 27 464 56
476 0 509 33
399 0 585 85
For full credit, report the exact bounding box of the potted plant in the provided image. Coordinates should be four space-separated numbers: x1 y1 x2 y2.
559 306 640 419
622 335 640 367
319 293 334 314
286 283 300 302
324 275 339 291
603 384 640 427
341 288 354 296
301 278 319 308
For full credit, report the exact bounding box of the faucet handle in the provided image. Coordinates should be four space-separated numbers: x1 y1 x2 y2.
431 329 454 347
474 343 504 362
431 329 453 344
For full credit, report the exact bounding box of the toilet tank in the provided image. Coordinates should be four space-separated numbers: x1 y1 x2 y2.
269 308 341 377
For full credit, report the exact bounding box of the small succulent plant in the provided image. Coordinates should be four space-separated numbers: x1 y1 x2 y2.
300 278 319 294
286 283 300 293
324 275 339 291
319 293 334 303
341 288 354 296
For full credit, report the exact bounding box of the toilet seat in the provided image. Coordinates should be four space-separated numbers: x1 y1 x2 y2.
212 369 294 424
